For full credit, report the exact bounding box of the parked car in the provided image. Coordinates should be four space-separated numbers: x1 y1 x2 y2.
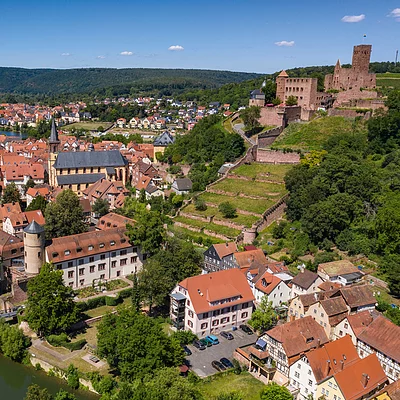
220 357 234 369
182 345 192 356
220 331 234 340
211 360 226 372
240 324 253 335
193 340 206 350
200 338 212 347
205 334 219 345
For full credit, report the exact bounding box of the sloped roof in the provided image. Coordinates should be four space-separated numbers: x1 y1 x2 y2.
97 212 135 230
372 378 400 400
178 269 254 314
24 210 45 226
358 316 400 363
338 285 376 308
297 289 338 308
234 249 267 270
53 150 128 169
320 297 348 317
318 260 358 277
213 242 238 259
265 316 329 360
318 281 342 292
278 70 289 77
254 271 282 295
291 269 319 290
334 354 387 400
173 178 192 191
153 131 175 146
57 173 105 185
346 310 377 336
306 335 359 383
24 220 44 234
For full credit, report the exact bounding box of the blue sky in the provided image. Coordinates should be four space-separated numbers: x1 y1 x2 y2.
2 0 400 73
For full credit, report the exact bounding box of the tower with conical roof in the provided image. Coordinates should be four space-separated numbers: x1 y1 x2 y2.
276 70 289 103
48 118 60 187
23 220 45 275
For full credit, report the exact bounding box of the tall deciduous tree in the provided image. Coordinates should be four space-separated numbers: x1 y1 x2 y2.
248 297 277 333
240 106 261 131
44 190 87 239
260 383 292 400
92 198 109 217
24 385 52 400
131 273 141 312
26 195 48 214
26 263 79 336
2 182 21 205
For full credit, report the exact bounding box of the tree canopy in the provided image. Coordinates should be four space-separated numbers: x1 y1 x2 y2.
26 195 48 214
2 182 21 205
92 198 109 217
44 189 87 239
26 263 79 336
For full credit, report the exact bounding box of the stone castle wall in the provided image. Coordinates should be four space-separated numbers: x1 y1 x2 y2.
256 149 300 164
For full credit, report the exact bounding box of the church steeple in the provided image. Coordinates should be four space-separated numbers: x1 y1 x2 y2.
49 118 60 145
48 118 60 188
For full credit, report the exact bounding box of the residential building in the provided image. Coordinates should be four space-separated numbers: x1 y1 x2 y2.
0 231 24 291
317 260 363 285
262 316 329 377
170 268 254 336
44 228 143 289
26 186 51 207
233 248 268 271
333 285 376 313
3 163 45 196
3 209 45 238
289 335 359 399
96 212 135 230
203 242 238 273
316 354 387 400
153 131 175 161
357 316 400 382
171 178 193 195
290 269 323 299
369 379 400 400
288 291 336 321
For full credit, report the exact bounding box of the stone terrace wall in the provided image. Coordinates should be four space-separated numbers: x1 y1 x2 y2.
256 148 300 164
257 126 283 148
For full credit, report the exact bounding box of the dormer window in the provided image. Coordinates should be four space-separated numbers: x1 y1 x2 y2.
52 252 59 258
88 245 94 251
110 241 115 246
64 250 70 256
77 247 82 253
121 238 126 243
99 243 105 248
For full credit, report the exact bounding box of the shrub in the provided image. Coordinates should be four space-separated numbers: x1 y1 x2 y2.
105 296 120 306
47 333 69 347
67 364 80 389
63 339 87 352
194 198 207 211
218 202 237 218
118 288 133 299
86 296 106 309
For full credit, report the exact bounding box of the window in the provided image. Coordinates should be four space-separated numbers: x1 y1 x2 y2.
100 274 105 279
201 323 208 329
111 252 117 257
320 312 324 318
89 256 94 263
120 250 127 256
328 382 333 388
69 282 74 287
241 312 248 319
333 384 338 390
90 266 95 273
98 264 106 271
221 317 229 324
131 256 137 263
11 249 17 255
212 320 219 326
111 261 117 268
308 380 312 386
37 252 41 258
334 396 337 400
56 264 62 270
188 310 194 318
322 389 325 395
187 300 191 306
187 320 193 328
297 364 301 369
68 271 74 279
344 323 349 329
79 279 84 286
339 330 343 336
79 268 84 276
308 370 312 375
120 258 127 266
78 259 84 265
203 313 209 319
110 241 115 246
326 390 330 396
100 254 106 260
116 271 120 277
99 243 105 248
68 261 73 268
314 309 317 314
294 372 300 378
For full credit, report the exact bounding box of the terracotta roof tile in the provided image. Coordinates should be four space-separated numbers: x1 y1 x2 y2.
233 249 267 269
212 242 238 259
291 269 319 290
338 285 376 309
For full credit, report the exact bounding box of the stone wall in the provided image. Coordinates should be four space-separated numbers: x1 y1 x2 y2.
257 127 283 148
256 148 300 164
334 89 377 106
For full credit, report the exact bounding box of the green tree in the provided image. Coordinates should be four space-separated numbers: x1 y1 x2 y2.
2 182 21 205
261 80 277 104
97 308 184 381
24 385 52 400
218 202 237 218
215 393 243 400
131 273 142 312
92 198 109 217
26 195 48 214
66 364 80 389
240 106 261 131
194 197 207 211
126 210 166 255
0 319 31 362
285 95 298 106
54 389 77 400
45 190 87 239
260 383 292 400
248 297 277 333
26 263 79 336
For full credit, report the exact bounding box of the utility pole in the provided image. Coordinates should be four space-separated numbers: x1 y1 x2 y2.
395 50 398 66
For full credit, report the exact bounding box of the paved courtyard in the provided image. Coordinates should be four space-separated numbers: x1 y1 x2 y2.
186 329 257 377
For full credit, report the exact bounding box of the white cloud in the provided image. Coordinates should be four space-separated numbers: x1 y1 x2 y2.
274 41 295 47
96 55 106 59
341 14 365 23
389 8 400 21
120 51 133 56
61 53 71 56
168 45 184 51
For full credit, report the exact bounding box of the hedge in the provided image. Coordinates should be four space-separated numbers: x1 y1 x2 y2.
105 296 120 306
76 287 131 312
47 333 87 352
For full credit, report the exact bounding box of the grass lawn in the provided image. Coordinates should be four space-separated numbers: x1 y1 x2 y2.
84 297 131 318
182 203 259 228
198 372 265 400
200 192 274 215
173 216 242 238
222 118 234 133
212 179 287 198
272 116 367 152
62 122 113 131
232 163 293 182
169 225 224 244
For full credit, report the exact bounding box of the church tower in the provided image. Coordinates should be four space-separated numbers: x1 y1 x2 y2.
48 118 60 187
23 220 45 275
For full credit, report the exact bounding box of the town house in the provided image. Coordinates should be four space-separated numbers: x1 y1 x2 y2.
290 268 323 299
203 242 238 273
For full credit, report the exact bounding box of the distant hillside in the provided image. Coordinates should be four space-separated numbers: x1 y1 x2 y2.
0 67 262 96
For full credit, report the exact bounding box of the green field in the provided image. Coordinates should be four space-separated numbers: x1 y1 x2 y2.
198 372 265 400
170 225 224 244
174 216 242 238
200 192 275 215
377 73 400 89
272 116 366 152
212 179 287 198
232 163 293 182
62 121 113 131
183 203 259 227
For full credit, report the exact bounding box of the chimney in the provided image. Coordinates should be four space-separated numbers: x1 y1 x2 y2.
340 360 344 371
225 242 228 247
361 373 370 388
326 360 331 376
317 338 321 348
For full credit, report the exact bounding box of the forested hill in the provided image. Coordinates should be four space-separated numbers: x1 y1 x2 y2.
0 67 262 96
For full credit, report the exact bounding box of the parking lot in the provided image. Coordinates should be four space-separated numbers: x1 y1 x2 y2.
186 329 257 377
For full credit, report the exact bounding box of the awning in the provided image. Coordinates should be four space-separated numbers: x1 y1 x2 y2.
256 338 267 350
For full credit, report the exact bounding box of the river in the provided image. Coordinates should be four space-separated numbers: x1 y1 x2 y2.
0 130 28 138
0 355 98 399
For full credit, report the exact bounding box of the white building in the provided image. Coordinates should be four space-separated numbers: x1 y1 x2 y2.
170 268 254 337
290 268 323 299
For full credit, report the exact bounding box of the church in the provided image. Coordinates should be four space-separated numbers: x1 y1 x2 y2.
48 120 129 196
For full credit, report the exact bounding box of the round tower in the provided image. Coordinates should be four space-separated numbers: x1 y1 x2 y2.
23 220 45 275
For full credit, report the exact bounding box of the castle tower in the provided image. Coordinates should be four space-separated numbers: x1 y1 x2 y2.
351 44 372 74
48 118 60 187
276 70 288 103
23 220 45 275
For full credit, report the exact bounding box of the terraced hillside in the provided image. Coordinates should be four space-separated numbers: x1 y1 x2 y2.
376 73 400 89
173 163 292 242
